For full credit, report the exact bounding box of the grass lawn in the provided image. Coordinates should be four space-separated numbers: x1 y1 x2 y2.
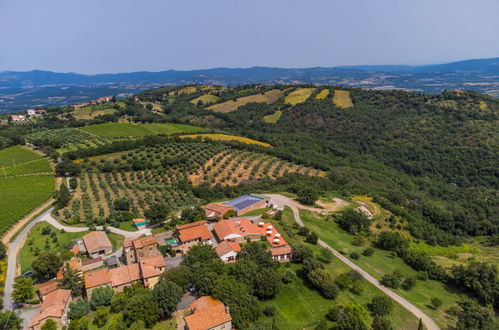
242 207 271 216
299 210 463 328
3 158 52 176
116 221 139 232
284 88 315 105
80 122 206 137
179 133 271 147
0 146 41 167
263 110 282 123
0 175 55 235
332 90 353 108
19 222 89 273
107 232 125 251
259 207 419 330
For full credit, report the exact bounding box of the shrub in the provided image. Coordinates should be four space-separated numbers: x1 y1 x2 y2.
430 297 443 310
369 295 393 316
263 304 276 317
362 247 374 256
282 269 297 284
380 270 404 289
350 252 360 260
401 276 416 290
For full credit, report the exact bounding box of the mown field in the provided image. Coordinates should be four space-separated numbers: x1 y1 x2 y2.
72 102 124 120
179 133 271 147
207 89 284 113
0 146 55 236
190 94 219 105
315 89 330 100
263 110 282 123
80 122 206 137
259 207 419 330
299 210 463 328
284 88 315 105
332 90 354 108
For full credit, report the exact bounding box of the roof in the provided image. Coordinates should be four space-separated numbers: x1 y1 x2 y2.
82 231 112 253
215 240 241 257
270 245 293 256
133 218 148 224
176 220 208 231
177 222 212 243
132 235 157 249
213 219 261 241
257 222 288 247
82 257 102 266
202 203 233 215
139 255 165 279
110 264 141 287
84 268 111 289
35 280 59 297
185 297 232 330
57 258 82 280
223 194 265 212
28 289 71 327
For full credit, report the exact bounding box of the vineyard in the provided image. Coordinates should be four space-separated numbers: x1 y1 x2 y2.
24 128 113 153
60 141 322 225
80 122 207 137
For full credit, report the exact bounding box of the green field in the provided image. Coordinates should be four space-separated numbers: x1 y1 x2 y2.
260 207 419 329
3 158 52 176
80 123 206 137
190 94 219 105
0 146 41 167
299 210 463 328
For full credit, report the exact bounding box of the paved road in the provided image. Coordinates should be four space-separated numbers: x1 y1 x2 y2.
264 194 440 330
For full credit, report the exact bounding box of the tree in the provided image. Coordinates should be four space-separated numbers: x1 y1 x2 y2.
380 270 404 289
68 316 89 330
308 268 338 299
182 244 219 267
455 300 496 330
54 184 71 209
254 267 281 299
372 316 394 330
113 197 130 211
181 207 205 222
90 286 115 309
336 209 372 234
368 295 393 316
69 177 78 190
451 262 499 307
92 306 109 327
282 268 297 284
107 313 126 330
41 319 57 330
376 231 409 252
31 251 62 281
417 318 424 330
55 161 81 177
160 265 192 291
144 202 170 224
152 279 183 318
306 231 319 244
0 311 23 330
430 297 442 310
122 289 160 327
0 241 7 260
318 248 333 264
59 263 84 297
68 297 91 320
12 277 36 303
296 187 319 205
263 304 276 316
292 245 313 263
401 276 416 290
238 242 276 269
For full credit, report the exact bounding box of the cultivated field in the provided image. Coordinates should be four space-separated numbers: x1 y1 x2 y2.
207 89 284 113
179 133 271 147
80 122 206 137
284 88 315 105
332 90 354 108
25 128 112 153
315 89 330 100
190 94 219 105
0 147 56 235
72 103 122 120
263 110 282 123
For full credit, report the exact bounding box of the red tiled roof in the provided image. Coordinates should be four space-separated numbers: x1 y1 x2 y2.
109 264 141 287
57 258 82 280
215 240 241 257
177 222 212 243
213 219 260 241
185 296 232 330
82 231 112 253
257 222 287 247
35 280 59 297
176 220 207 231
132 235 157 249
139 255 165 279
82 257 102 266
132 218 147 224
84 268 111 289
28 289 71 328
202 203 233 217
270 245 292 256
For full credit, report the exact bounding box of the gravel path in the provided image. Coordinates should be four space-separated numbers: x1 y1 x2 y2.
264 194 440 330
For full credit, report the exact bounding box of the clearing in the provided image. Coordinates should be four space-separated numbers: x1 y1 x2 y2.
284 88 315 105
207 89 284 113
190 94 219 105
332 90 354 108
315 89 330 100
263 110 282 123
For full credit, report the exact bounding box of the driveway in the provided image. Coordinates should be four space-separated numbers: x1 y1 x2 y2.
264 194 440 330
165 255 182 270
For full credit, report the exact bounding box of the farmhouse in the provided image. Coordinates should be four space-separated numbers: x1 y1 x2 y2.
123 235 160 264
213 219 261 243
56 258 83 280
109 263 141 292
82 231 113 258
223 194 268 216
257 222 287 248
139 255 166 288
34 280 59 301
215 240 241 264
84 268 111 297
11 114 26 122
270 245 293 262
28 289 72 330
81 257 104 271
202 202 234 220
175 221 213 253
184 296 232 330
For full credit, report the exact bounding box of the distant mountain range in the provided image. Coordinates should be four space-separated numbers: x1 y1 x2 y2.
1 57 499 113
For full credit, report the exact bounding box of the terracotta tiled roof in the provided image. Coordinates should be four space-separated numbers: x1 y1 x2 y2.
57 258 82 280
139 255 165 279
35 280 59 297
185 296 232 330
81 257 102 266
110 264 141 287
177 222 212 243
202 203 233 217
132 218 147 224
84 268 111 289
82 231 112 253
213 219 260 241
132 235 157 249
28 289 71 328
176 220 207 231
270 245 292 256
257 222 287 247
215 240 241 257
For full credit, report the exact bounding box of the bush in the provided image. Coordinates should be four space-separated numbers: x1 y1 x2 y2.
337 209 372 234
292 245 313 263
298 226 311 236
306 232 319 245
430 297 443 310
372 316 394 330
318 248 333 264
68 297 91 320
350 252 360 260
375 231 409 252
282 269 297 284
263 304 276 317
380 270 404 289
401 276 416 290
362 247 374 256
369 295 393 316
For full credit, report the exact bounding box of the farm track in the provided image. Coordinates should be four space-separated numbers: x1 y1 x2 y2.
265 194 440 330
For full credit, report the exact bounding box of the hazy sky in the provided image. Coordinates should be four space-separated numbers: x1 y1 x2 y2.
1 0 498 74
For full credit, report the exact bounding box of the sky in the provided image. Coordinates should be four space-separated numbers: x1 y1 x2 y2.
1 0 498 74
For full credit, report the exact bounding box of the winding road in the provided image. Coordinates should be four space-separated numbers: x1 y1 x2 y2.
265 194 440 330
